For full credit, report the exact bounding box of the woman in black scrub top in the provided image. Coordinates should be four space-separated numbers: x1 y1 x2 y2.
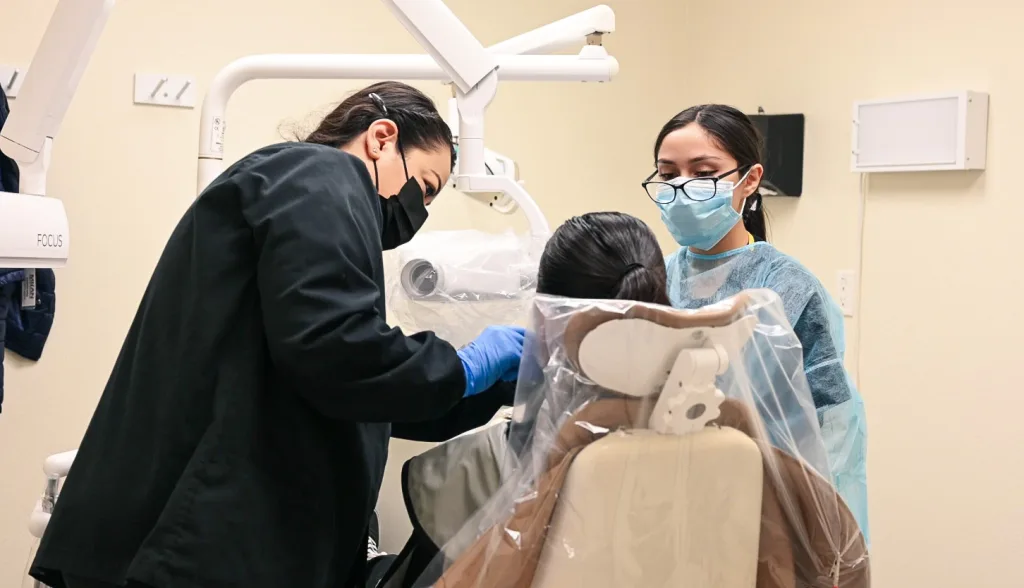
30 81 525 588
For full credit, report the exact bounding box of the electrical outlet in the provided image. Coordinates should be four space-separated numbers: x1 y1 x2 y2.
837 270 857 317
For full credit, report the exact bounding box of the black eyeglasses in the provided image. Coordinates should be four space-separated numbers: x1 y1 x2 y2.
642 165 751 204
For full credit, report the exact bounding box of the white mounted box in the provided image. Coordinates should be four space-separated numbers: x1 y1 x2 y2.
851 91 989 173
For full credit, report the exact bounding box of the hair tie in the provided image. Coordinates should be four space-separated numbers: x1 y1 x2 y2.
619 263 645 281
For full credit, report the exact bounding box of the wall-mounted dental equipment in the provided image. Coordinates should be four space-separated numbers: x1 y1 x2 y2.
195 2 619 243
0 0 115 268
194 1 618 333
386 229 537 347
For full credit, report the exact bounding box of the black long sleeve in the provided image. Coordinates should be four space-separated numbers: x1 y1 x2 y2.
235 144 466 423
391 380 516 442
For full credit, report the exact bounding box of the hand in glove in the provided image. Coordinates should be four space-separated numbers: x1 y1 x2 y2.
457 326 526 398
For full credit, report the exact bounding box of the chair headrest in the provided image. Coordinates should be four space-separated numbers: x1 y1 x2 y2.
563 292 757 397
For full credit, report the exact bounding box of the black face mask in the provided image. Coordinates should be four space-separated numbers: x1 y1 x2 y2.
379 178 428 250
374 155 428 251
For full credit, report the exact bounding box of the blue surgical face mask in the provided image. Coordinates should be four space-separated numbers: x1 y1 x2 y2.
657 170 752 251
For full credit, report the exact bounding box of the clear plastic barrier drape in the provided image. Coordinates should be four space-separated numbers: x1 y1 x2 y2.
385 229 540 347
414 289 869 588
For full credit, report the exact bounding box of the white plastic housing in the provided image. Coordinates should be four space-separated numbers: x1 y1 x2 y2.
399 257 531 301
29 506 49 539
43 450 78 478
851 91 989 173
380 0 496 92
196 53 617 172
0 191 69 267
487 5 615 55
0 0 115 165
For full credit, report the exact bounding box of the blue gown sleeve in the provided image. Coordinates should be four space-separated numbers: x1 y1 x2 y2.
772 265 870 543
233 144 467 424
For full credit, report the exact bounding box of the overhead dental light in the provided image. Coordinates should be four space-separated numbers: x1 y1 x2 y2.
0 0 115 268
195 1 619 243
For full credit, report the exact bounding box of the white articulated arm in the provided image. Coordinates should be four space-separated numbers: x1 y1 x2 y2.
196 0 619 242
43 450 79 478
378 0 497 93
381 0 501 181
195 53 616 192
0 0 115 181
0 0 114 268
28 450 79 539
443 6 617 232
487 5 615 56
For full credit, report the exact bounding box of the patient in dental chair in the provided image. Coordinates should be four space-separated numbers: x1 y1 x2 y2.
371 211 671 587
376 212 869 588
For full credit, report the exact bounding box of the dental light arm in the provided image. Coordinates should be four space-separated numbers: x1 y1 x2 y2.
378 0 497 93
196 2 618 241
386 1 615 241
442 7 615 219
0 0 115 268
487 5 615 56
445 97 521 215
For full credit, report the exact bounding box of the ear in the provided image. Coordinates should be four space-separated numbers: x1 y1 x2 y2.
741 164 764 198
364 119 400 161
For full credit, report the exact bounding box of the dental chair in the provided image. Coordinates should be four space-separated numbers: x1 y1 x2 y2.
420 290 869 588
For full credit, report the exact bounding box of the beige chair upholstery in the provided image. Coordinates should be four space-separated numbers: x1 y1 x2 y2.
534 429 764 588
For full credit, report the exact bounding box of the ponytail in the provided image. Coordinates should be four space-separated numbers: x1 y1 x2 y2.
742 190 768 242
615 264 671 307
537 212 671 306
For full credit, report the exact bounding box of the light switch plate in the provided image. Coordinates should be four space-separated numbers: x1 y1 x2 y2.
133 73 196 109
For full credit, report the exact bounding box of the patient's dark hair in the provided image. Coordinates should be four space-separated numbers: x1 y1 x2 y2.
538 212 670 306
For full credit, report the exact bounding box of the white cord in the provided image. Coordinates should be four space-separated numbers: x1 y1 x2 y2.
852 173 869 387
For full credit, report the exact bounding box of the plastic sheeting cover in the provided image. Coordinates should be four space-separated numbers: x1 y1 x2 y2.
385 229 542 348
414 289 869 588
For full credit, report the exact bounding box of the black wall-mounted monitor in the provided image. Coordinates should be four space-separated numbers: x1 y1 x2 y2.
748 113 805 197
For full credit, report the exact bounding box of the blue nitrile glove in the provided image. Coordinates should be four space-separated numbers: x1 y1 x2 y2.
457 326 526 397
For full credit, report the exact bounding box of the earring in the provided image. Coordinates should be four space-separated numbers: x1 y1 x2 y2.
372 147 379 154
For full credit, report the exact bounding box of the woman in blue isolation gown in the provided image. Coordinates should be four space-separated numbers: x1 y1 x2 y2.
643 104 869 541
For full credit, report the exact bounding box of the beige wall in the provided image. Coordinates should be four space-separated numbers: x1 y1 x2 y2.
675 1 1024 586
1 0 1021 586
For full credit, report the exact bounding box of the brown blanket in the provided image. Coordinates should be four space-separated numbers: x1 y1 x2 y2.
434 397 869 588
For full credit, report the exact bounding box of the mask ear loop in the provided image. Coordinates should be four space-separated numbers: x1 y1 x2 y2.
735 165 759 212
737 165 762 243
368 92 410 183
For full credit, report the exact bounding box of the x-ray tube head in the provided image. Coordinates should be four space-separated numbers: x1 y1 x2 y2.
399 257 535 300
386 229 540 347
